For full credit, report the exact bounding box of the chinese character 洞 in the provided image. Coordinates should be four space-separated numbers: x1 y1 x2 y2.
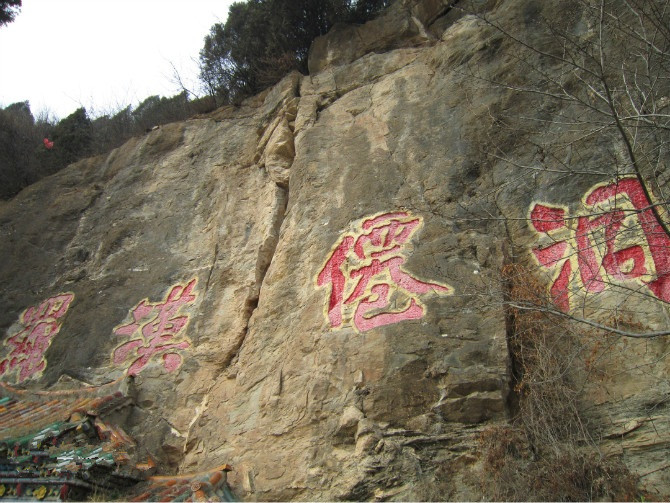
113 279 197 375
0 293 74 383
529 203 575 312
529 177 670 312
317 212 452 332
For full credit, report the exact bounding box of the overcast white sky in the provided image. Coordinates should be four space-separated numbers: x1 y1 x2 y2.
0 0 236 120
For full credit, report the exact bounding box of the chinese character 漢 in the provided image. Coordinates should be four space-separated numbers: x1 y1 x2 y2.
0 293 74 383
317 212 452 332
112 279 197 375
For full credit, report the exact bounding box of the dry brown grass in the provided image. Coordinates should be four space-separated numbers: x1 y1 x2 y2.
478 424 639 501
475 263 641 501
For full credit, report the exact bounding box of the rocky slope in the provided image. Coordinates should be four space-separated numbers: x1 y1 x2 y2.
1 0 670 500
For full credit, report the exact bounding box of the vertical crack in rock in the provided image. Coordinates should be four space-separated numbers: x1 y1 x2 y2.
182 393 210 453
221 96 298 369
224 187 289 371
256 96 299 188
203 243 219 295
253 186 289 302
496 200 521 417
179 92 299 469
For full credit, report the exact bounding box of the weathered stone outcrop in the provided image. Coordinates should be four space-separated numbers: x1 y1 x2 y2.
1 0 670 500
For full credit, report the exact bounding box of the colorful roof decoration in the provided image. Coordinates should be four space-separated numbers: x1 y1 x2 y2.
0 379 235 501
0 378 140 500
127 465 234 502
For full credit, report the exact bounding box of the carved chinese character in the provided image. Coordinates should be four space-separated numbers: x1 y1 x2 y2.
0 293 74 383
317 212 452 332
529 177 670 312
113 279 196 375
529 203 574 312
585 178 670 302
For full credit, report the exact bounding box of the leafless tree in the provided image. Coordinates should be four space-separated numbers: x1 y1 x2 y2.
452 0 670 339
438 2 670 496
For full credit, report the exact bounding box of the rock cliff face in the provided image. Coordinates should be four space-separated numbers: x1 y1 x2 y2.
1 0 670 500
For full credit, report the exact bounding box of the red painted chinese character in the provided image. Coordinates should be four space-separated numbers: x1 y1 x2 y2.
113 279 196 375
530 203 573 312
317 212 452 332
585 178 670 303
530 177 670 312
0 293 74 383
575 209 646 292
